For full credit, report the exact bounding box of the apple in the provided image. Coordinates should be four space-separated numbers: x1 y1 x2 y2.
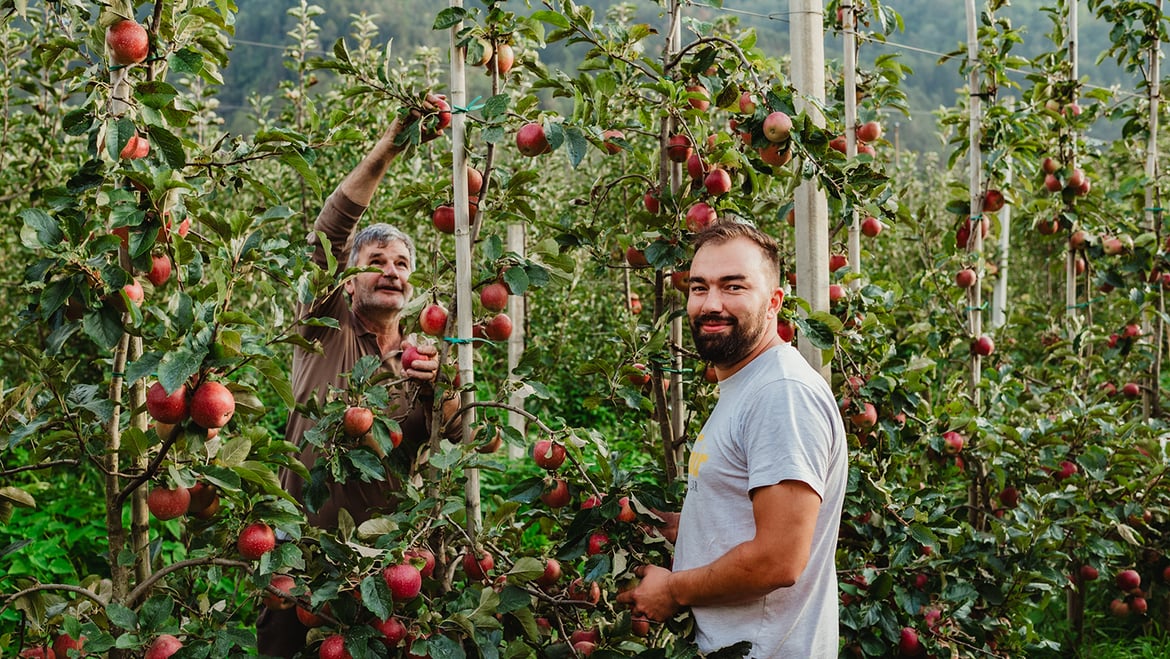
586 531 609 555
686 202 717 232
123 279 144 306
431 98 452 132
685 84 710 111
571 629 600 645
490 42 515 75
616 496 637 523
665 134 693 163
401 344 423 371
144 634 182 659
187 481 218 514
567 578 601 604
375 616 408 647
829 284 846 303
237 522 276 560
703 169 732 196
120 133 150 160
145 253 172 287
982 189 1005 213
463 549 494 580
484 313 513 340
106 19 149 65
52 634 85 658
955 268 977 288
1042 156 1060 174
998 486 1019 508
829 253 848 272
419 303 449 336
759 142 791 167
1069 230 1089 250
146 381 188 424
383 563 423 601
432 205 455 234
1124 323 1142 338
849 402 877 429
898 627 922 657
628 294 643 315
319 634 352 659
147 485 190 521
1044 173 1063 193
777 318 795 342
1131 596 1148 615
479 281 509 312
829 135 848 153
465 166 484 196
296 601 326 628
942 430 965 454
685 153 707 181
263 574 297 610
860 216 882 237
642 190 660 214
1067 168 1086 190
190 381 235 429
532 439 567 470
738 92 757 114
626 246 649 268
404 548 436 578
1079 565 1099 581
343 406 374 437
1055 459 1078 480
1116 569 1142 591
856 120 882 143
601 129 624 155
631 617 651 637
516 122 550 157
540 478 571 508
971 335 995 357
536 558 562 588
1109 598 1131 618
627 362 652 387
762 111 793 142
1122 382 1141 398
670 270 690 293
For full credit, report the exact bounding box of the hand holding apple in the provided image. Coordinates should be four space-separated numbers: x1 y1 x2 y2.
615 564 681 621
401 341 440 383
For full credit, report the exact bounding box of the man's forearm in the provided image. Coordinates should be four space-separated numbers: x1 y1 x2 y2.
667 538 800 609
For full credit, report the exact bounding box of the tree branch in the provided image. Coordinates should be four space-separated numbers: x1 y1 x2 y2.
126 557 253 607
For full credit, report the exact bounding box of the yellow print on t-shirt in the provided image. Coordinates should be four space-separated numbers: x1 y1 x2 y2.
688 433 709 478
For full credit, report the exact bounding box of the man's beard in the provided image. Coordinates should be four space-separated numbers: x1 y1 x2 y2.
691 308 769 366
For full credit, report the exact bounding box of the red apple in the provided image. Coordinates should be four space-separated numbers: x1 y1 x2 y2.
52 634 85 658
898 627 922 657
463 549 494 580
263 574 297 610
982 189 1005 212
829 284 846 303
762 111 793 142
401 344 423 372
147 486 190 521
849 402 877 429
860 216 882 237
759 142 791 167
616 496 637 523
484 313 512 340
319 634 352 659
1055 459 1078 480
998 486 1019 508
1109 598 1131 618
666 135 693 163
490 42 515 75
686 202 717 232
480 281 509 312
532 439 567 470
777 318 795 342
971 335 995 357
685 84 710 111
829 253 848 272
123 279 144 305
1042 156 1060 174
432 205 455 234
601 129 624 155
856 120 882 143
382 563 423 601
190 381 235 429
237 522 276 560
146 381 188 424
374 616 408 647
540 478 572 508
626 246 649 268
146 253 172 287
686 152 707 180
343 406 374 437
1122 382 1141 398
1079 565 1099 581
955 268 977 288
942 430 964 454
404 548 436 578
106 19 149 65
1044 173 1063 193
419 303 449 336
738 92 757 114
671 270 690 293
516 122 550 157
829 135 848 153
643 190 660 214
1116 569 1142 592
536 558 562 588
703 169 732 196
567 578 601 604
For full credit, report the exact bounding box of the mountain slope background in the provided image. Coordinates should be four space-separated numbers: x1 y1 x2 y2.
221 0 1137 156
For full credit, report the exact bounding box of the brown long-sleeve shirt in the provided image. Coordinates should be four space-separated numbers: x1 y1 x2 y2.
278 191 439 529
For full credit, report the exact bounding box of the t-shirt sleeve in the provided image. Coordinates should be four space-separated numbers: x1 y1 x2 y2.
739 378 836 500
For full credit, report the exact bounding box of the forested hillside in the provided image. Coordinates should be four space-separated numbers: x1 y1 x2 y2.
222 0 1130 155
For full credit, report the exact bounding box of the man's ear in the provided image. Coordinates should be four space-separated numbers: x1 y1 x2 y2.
343 278 355 296
767 287 785 318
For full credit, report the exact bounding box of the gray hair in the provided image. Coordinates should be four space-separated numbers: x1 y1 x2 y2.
347 223 417 269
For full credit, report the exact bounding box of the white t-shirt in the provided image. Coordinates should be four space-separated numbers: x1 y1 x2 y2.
674 343 847 658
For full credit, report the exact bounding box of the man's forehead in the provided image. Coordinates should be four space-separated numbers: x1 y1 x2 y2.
358 239 411 259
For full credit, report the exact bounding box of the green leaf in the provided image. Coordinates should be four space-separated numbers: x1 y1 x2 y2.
135 81 179 110
796 313 840 350
482 94 509 120
564 126 588 168
360 573 393 621
19 208 63 249
82 306 124 349
158 346 205 394
146 125 187 169
531 10 570 28
279 151 322 196
126 353 162 386
105 602 137 630
0 487 35 509
433 7 468 30
219 437 252 467
139 595 174 631
169 48 204 75
503 268 530 295
427 634 465 659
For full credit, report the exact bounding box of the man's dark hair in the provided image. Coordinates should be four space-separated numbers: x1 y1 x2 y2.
693 219 780 284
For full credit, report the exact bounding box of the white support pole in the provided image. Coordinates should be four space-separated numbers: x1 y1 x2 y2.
843 2 861 284
449 0 480 533
1144 0 1162 417
506 222 528 459
991 157 1011 329
1065 0 1079 322
965 0 983 401
790 0 830 380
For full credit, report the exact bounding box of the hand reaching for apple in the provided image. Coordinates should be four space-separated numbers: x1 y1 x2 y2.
392 93 451 147
400 341 440 384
